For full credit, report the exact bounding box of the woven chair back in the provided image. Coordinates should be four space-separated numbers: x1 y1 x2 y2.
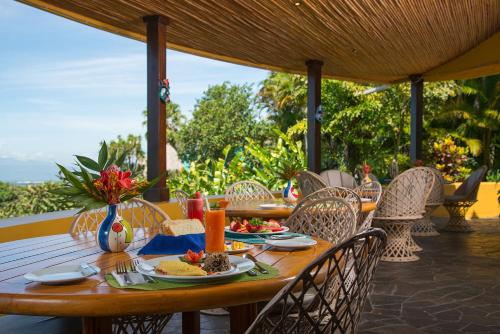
453 165 487 201
286 197 356 244
374 167 435 219
225 181 274 202
245 228 387 334
427 168 445 205
354 181 383 231
296 171 327 197
294 187 362 225
320 169 358 189
70 198 170 236
174 189 190 218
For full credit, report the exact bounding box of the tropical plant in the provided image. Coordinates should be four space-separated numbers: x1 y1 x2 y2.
52 142 160 212
431 136 472 182
108 134 145 177
143 101 185 150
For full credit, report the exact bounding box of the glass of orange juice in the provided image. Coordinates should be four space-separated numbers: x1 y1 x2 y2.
205 209 226 253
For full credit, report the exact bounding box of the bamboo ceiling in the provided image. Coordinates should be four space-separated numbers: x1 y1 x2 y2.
19 0 500 83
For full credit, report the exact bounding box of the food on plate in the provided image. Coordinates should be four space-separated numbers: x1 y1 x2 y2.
163 219 205 236
180 249 204 265
155 260 207 276
229 218 284 233
224 241 247 251
203 252 231 273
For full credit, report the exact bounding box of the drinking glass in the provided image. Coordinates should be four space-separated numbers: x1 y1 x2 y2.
205 209 225 253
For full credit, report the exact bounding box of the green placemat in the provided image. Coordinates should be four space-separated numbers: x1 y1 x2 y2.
225 232 309 244
105 262 279 291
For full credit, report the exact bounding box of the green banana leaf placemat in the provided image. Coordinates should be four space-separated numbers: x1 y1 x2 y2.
105 262 279 291
224 232 310 244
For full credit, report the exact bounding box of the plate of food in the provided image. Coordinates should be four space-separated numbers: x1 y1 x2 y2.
224 241 253 254
136 250 255 283
24 263 100 284
226 219 289 235
265 237 317 250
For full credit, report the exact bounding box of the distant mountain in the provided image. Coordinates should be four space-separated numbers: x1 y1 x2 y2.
0 158 59 183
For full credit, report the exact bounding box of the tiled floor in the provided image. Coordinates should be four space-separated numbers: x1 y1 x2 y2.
163 218 500 334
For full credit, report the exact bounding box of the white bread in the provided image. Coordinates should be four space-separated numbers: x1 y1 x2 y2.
163 219 205 236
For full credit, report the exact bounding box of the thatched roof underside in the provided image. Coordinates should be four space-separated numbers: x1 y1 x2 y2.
19 0 500 83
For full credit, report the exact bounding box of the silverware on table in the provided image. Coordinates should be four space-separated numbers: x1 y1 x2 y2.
116 261 132 285
131 260 156 283
268 234 297 240
243 253 269 274
80 262 98 276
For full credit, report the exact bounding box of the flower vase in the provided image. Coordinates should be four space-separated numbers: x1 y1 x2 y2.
282 180 298 204
97 204 133 252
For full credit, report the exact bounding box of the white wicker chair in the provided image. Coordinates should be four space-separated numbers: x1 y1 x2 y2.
293 187 362 229
320 169 358 189
354 181 383 232
372 167 434 262
224 181 274 202
70 198 170 237
442 166 487 232
296 171 327 197
70 198 172 334
412 168 444 237
174 189 190 218
285 197 357 245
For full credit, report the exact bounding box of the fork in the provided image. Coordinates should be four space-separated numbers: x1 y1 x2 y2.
131 260 156 283
116 261 132 285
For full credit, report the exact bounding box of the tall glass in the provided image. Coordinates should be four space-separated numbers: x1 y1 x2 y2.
187 198 204 222
205 209 225 253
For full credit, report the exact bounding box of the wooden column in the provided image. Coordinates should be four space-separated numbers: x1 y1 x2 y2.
306 60 323 173
144 15 169 202
410 75 423 163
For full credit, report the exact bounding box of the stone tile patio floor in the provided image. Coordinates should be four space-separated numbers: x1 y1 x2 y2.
163 218 500 334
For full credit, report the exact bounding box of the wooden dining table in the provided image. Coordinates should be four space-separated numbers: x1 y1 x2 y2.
226 199 377 219
0 230 332 334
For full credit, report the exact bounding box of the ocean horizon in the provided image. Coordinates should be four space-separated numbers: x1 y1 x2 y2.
0 158 59 184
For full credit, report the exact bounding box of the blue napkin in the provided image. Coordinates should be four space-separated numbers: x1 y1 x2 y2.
138 233 205 255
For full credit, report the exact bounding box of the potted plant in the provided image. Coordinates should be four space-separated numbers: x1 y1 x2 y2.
53 142 161 252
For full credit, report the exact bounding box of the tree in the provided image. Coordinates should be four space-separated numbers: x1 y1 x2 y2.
177 82 258 161
108 134 145 177
143 101 185 150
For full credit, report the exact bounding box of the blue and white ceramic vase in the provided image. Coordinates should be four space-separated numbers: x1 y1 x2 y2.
97 204 133 252
282 180 299 204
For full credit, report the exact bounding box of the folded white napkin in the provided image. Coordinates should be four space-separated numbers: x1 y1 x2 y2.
111 271 147 287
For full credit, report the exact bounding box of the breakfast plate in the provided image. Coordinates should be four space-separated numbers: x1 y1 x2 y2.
137 255 255 283
265 237 317 250
225 226 289 235
24 263 100 284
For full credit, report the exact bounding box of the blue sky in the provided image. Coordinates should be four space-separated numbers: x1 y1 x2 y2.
0 1 268 166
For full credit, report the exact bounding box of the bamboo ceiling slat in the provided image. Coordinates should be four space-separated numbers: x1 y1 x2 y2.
18 0 500 83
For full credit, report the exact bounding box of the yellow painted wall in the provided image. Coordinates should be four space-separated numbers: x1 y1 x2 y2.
433 182 499 219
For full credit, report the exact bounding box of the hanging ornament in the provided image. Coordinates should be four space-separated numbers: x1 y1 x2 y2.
159 78 170 103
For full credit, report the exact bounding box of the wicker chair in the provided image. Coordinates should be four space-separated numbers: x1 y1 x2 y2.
354 181 383 232
296 171 327 197
174 189 190 218
286 197 357 245
225 181 274 202
372 167 434 262
293 187 362 229
319 169 358 189
70 198 172 334
411 168 444 237
442 166 487 232
245 228 387 334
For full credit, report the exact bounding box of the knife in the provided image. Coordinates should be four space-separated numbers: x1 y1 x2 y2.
243 254 269 274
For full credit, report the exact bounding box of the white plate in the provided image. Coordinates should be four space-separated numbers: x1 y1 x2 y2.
265 237 317 250
225 226 290 236
259 203 289 210
225 242 254 254
360 198 372 202
24 264 100 284
137 255 255 283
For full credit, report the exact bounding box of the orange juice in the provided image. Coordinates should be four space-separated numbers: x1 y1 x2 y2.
205 209 226 253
